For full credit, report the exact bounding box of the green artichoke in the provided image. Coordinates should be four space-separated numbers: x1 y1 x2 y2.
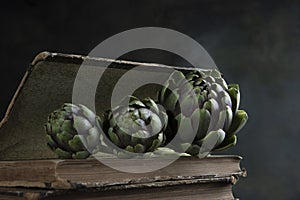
158 69 248 157
45 103 104 159
101 96 168 157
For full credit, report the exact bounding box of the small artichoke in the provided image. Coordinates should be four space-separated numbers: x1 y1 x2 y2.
159 69 248 156
45 103 103 159
101 96 168 157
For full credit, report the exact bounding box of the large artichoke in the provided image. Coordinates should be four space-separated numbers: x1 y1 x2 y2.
101 96 168 157
158 69 248 157
45 103 103 159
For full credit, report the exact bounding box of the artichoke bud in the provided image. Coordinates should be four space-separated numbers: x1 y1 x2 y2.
102 96 168 156
158 69 248 155
45 103 103 159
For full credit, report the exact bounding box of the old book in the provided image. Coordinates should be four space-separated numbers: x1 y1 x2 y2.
0 155 246 199
0 52 208 161
0 52 246 199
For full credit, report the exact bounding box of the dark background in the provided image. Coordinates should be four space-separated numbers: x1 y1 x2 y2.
1 0 299 199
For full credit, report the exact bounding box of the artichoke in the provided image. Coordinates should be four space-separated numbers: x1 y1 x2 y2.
101 96 168 157
158 69 248 157
45 103 103 159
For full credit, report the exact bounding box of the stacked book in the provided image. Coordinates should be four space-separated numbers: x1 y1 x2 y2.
0 156 245 200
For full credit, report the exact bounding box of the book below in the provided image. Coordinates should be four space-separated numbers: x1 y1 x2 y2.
0 155 246 200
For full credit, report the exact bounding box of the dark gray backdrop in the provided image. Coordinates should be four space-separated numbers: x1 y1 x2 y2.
1 0 299 199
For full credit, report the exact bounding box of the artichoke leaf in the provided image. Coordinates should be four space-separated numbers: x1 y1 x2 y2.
214 135 237 151
73 116 92 134
86 127 100 149
68 135 85 152
55 148 72 159
79 104 97 124
193 109 210 140
134 144 146 153
227 110 248 137
223 106 233 131
228 84 240 114
72 151 90 159
45 135 57 149
199 129 226 156
108 128 122 147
